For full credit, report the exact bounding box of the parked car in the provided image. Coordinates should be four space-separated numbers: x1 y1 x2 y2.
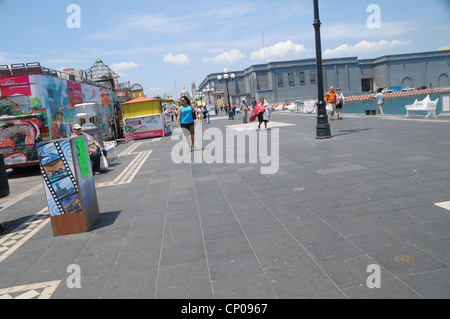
417 85 427 90
402 87 415 92
381 88 393 94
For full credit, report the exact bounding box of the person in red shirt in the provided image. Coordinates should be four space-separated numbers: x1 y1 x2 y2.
325 86 337 121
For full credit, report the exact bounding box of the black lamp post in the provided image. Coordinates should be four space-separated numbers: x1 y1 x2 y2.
218 69 235 120
313 0 332 139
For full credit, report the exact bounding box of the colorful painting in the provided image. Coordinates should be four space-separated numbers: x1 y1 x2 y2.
0 73 116 168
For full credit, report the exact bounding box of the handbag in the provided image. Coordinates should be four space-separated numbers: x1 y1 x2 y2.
100 151 109 170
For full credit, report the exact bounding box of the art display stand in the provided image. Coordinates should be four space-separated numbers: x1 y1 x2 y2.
37 137 99 236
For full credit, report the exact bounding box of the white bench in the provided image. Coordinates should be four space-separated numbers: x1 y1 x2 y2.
103 141 118 161
405 95 439 118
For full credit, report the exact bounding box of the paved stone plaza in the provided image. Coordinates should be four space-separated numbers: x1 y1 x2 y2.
1 112 449 299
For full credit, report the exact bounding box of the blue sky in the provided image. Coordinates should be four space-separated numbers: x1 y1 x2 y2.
0 0 449 97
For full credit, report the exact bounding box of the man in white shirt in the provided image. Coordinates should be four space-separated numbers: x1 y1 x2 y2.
375 89 385 115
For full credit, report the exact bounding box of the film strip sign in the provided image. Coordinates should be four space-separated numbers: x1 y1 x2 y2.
39 141 78 215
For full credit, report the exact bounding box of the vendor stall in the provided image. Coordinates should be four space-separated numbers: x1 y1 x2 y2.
121 97 164 141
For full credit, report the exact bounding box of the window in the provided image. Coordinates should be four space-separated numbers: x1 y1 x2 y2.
361 78 373 92
299 72 305 85
277 74 284 87
310 71 316 84
288 73 295 86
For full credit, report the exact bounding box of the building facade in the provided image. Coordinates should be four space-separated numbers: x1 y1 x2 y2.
199 50 450 105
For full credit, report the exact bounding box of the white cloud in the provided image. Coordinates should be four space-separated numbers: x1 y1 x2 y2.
250 40 307 62
324 40 413 58
111 61 138 71
163 53 191 66
203 50 246 64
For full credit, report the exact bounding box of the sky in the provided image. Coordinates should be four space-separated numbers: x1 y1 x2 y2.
0 0 449 98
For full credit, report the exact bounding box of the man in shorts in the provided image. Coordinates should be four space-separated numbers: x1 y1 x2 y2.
325 86 337 121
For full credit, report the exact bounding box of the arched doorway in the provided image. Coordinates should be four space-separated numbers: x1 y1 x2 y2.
439 73 449 88
402 77 413 89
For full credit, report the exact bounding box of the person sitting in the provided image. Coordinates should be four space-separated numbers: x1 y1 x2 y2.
71 124 106 175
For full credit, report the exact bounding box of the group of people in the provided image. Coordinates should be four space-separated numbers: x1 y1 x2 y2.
325 86 346 121
325 86 385 120
176 96 272 152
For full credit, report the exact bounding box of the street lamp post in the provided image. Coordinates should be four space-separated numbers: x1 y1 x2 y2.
313 0 332 139
203 85 214 105
218 69 235 120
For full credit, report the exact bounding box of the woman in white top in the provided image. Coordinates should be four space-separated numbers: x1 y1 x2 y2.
336 88 345 120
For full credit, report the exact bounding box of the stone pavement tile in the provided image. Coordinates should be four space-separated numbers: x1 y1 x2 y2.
197 194 229 207
89 226 130 243
156 259 210 290
203 223 244 243
155 282 213 299
399 269 450 299
229 198 266 213
390 221 450 244
199 209 237 228
403 204 450 223
314 205 362 224
247 230 314 271
240 217 284 236
165 210 200 231
121 231 163 253
346 229 408 254
101 269 158 299
219 181 252 195
273 205 322 226
342 278 421 299
212 273 276 299
52 273 110 299
160 244 205 266
347 200 397 216
265 263 337 299
225 191 258 204
324 215 384 237
304 237 362 262
162 227 204 249
318 254 393 289
366 211 422 229
368 245 448 277
234 205 273 222
205 236 253 259
416 239 450 266
208 252 263 281
287 221 340 244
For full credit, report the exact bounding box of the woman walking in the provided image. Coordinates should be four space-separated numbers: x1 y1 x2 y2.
176 96 197 152
336 88 345 120
257 97 271 130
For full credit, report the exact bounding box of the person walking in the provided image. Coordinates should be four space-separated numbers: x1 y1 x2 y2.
205 106 210 124
336 88 345 120
241 99 249 123
375 88 385 115
176 96 196 152
71 124 107 175
325 86 337 121
251 97 257 110
253 97 271 130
